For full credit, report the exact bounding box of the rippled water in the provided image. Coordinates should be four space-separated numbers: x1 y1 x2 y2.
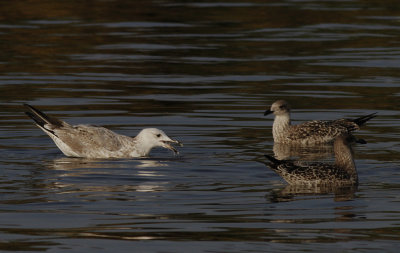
1 0 400 252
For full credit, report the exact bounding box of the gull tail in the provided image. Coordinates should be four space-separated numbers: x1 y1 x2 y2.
24 104 64 135
352 113 377 127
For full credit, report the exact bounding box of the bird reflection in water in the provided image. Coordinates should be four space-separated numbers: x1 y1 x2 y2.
51 157 169 170
268 183 358 203
272 142 334 160
47 157 171 193
264 134 363 202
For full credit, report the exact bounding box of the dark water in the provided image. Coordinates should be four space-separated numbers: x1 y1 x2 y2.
1 0 400 252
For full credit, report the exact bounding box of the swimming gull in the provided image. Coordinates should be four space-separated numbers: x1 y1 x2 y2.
264 134 358 186
24 104 182 158
264 100 376 144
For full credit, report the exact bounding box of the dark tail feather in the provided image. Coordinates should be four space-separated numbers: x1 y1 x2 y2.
25 111 45 128
24 104 63 128
353 113 377 126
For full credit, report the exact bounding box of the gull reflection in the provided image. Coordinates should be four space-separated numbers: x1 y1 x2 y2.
50 157 169 170
273 142 333 160
264 134 361 201
46 157 170 193
267 184 358 203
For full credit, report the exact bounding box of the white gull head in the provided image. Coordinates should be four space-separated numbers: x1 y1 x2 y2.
134 128 182 156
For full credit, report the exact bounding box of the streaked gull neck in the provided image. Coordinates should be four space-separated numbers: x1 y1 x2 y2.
272 113 291 143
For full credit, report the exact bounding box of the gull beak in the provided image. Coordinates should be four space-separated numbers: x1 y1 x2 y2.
161 139 183 155
356 138 367 144
264 109 273 116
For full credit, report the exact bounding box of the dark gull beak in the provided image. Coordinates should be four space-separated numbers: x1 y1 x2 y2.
264 109 273 116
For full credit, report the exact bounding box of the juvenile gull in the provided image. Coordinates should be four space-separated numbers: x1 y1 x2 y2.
24 104 182 159
264 134 358 186
264 100 376 144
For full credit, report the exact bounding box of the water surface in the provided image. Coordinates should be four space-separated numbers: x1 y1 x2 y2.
1 0 400 252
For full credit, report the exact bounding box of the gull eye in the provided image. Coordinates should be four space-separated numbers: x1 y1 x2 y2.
156 134 161 138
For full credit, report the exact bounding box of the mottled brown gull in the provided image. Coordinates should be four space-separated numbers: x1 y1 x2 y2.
264 134 358 186
264 100 376 144
24 104 182 159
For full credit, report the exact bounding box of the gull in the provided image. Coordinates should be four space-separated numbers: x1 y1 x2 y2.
24 104 182 159
264 100 376 144
264 134 358 186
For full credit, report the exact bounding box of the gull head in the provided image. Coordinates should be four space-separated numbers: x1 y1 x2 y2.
136 128 182 155
264 100 291 116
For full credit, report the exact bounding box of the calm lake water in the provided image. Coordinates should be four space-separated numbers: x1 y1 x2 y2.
1 0 400 252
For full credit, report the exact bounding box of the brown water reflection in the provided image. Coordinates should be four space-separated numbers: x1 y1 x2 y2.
1 0 400 252
268 184 358 203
